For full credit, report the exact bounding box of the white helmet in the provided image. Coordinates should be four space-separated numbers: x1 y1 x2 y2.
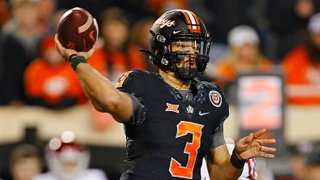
45 131 90 180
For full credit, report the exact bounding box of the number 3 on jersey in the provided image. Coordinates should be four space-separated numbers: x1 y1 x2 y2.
169 121 204 179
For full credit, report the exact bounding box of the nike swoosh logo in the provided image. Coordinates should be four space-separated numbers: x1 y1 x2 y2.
173 30 183 34
199 111 210 116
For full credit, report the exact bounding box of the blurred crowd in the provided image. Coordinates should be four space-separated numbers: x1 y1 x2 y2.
1 0 320 179
7 131 109 180
1 0 320 108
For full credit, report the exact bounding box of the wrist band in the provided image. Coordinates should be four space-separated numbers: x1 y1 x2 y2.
230 149 246 169
69 54 87 70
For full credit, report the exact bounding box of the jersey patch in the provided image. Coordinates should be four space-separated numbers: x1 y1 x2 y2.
186 105 194 114
209 90 222 107
166 103 179 113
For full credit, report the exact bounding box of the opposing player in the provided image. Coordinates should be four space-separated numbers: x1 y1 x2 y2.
34 131 107 180
54 9 276 180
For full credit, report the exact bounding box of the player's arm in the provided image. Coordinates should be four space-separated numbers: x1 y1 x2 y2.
206 144 243 180
205 126 242 179
54 35 132 123
207 128 277 179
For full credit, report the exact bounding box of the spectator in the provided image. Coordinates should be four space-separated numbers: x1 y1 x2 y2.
0 0 10 28
282 13 320 105
127 17 157 72
304 144 320 179
89 7 130 83
266 0 320 62
0 30 4 105
9 144 42 180
24 35 88 109
36 0 57 36
208 25 274 103
0 0 41 105
188 0 258 45
290 142 314 180
34 131 107 180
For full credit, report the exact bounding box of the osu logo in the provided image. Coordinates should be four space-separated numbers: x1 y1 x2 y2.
209 90 222 107
156 18 176 29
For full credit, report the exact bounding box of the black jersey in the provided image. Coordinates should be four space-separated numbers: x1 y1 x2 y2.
116 69 229 180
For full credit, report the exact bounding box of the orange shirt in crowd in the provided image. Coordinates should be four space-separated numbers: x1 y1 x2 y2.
127 45 148 70
24 59 87 106
90 47 128 79
87 50 107 75
282 47 320 105
89 46 152 78
24 49 107 108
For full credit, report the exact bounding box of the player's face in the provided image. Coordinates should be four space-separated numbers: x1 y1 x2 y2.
169 40 200 69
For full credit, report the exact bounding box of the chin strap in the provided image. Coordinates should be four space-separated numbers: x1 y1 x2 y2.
172 53 199 81
174 66 198 81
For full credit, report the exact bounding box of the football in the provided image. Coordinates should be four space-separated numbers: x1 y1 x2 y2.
57 7 98 52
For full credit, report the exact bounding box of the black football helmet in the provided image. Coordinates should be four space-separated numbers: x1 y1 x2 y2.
147 9 211 80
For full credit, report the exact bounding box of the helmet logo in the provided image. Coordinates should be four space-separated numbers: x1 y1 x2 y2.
156 18 176 29
173 30 183 34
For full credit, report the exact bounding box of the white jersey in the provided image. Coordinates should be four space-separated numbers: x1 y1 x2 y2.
201 143 257 180
33 169 107 180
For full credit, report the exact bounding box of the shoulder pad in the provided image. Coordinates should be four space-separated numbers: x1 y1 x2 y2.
115 69 150 93
199 81 223 92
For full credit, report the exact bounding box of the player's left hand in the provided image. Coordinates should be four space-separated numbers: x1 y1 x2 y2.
234 129 276 160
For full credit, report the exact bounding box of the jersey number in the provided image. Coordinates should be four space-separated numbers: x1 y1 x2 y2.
169 121 204 179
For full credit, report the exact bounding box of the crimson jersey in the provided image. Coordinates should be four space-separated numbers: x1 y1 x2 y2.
116 69 229 180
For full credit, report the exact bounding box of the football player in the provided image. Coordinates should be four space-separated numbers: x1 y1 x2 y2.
54 9 276 180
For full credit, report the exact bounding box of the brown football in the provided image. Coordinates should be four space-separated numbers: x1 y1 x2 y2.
57 7 98 52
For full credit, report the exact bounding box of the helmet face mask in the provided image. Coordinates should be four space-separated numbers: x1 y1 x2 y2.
169 39 209 80
148 9 211 80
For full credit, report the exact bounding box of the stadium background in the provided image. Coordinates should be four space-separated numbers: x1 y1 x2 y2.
1 0 320 179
